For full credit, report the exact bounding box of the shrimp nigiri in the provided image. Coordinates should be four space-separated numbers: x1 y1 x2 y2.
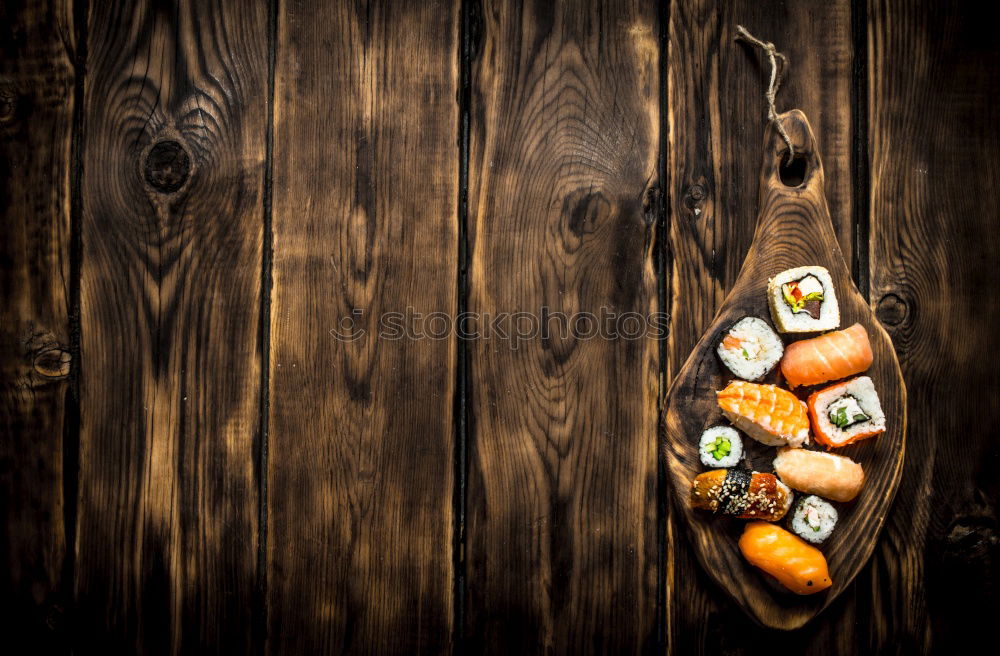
780 323 873 388
716 381 810 448
739 522 833 595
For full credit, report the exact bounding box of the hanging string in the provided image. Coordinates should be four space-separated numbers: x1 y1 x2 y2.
735 25 794 163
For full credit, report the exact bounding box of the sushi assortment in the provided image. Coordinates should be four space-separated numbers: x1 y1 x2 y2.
686 264 894 596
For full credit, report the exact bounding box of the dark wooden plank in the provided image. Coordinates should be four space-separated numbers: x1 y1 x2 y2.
75 1 268 651
266 1 459 652
464 1 659 651
0 0 75 649
665 1 859 652
867 1 1000 652
665 111 905 629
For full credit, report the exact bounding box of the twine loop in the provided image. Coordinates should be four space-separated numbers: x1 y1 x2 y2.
735 25 794 162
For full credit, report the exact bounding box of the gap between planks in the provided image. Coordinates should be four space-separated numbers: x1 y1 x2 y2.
453 0 476 649
850 0 871 301
656 0 673 653
254 0 280 652
65 0 90 644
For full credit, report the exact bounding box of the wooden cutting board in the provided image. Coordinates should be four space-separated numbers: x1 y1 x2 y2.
663 110 907 629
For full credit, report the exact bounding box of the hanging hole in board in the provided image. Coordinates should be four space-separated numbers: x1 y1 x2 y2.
779 153 808 187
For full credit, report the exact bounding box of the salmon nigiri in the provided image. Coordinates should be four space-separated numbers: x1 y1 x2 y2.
739 522 832 595
716 381 810 447
780 323 873 388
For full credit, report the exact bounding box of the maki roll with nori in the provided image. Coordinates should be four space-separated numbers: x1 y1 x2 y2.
767 265 840 333
789 495 838 544
698 426 743 468
716 316 784 381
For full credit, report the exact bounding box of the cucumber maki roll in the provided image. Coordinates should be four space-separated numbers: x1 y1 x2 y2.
699 426 743 468
789 495 838 544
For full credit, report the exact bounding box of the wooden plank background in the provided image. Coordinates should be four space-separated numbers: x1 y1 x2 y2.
464 1 659 652
0 1 75 652
73 1 269 652
266 1 458 652
1 0 997 653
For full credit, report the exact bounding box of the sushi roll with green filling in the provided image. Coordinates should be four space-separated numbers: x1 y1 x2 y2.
699 426 743 468
767 265 840 333
716 316 784 380
808 376 886 448
789 495 839 544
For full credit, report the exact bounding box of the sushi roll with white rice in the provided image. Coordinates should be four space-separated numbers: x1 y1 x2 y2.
809 375 886 447
716 316 784 380
789 495 839 543
767 265 840 333
699 426 743 468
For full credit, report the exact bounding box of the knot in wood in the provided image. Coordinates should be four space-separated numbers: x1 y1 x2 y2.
684 184 707 212
941 517 999 584
144 140 191 193
33 348 71 379
45 603 65 632
875 293 907 326
0 84 17 123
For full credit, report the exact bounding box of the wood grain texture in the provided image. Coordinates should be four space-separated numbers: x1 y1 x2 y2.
464 0 660 651
0 0 75 649
867 0 1000 651
2 2 997 652
664 110 906 630
665 2 859 651
75 1 267 651
266 1 459 652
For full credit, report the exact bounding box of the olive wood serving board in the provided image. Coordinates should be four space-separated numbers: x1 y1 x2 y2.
663 110 907 630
